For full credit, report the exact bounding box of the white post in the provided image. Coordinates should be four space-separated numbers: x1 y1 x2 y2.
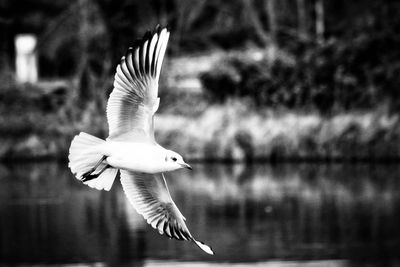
15 34 38 83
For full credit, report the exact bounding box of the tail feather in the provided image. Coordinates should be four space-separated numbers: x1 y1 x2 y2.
68 132 117 191
85 168 119 191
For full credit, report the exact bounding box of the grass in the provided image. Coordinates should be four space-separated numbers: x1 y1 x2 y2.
156 100 400 162
0 76 107 160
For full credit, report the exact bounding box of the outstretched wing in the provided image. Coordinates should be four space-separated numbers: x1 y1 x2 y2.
107 26 170 141
120 170 214 255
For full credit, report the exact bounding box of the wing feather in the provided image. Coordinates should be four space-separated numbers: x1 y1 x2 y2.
119 171 214 254
120 171 191 240
154 29 168 80
148 33 158 75
140 40 148 75
120 57 134 84
133 47 142 79
125 49 138 81
107 26 170 140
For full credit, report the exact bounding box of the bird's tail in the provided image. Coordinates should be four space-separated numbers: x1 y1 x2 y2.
68 132 118 191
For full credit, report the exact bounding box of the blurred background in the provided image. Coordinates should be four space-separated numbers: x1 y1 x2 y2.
1 0 400 266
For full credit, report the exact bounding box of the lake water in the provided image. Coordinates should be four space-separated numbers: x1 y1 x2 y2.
0 162 399 267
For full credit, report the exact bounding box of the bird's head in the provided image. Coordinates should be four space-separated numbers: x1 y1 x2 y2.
165 150 192 171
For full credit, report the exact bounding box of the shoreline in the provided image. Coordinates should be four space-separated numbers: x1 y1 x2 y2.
1 103 400 164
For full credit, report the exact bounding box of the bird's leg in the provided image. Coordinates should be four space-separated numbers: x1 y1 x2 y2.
81 155 107 182
81 164 111 182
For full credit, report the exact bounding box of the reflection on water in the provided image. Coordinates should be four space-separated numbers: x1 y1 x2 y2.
0 162 399 266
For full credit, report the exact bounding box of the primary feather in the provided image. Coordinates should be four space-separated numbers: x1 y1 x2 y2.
107 26 169 140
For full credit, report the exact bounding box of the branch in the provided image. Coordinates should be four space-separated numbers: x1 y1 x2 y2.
242 0 271 45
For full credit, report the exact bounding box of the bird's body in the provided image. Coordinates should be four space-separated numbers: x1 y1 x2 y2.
96 141 175 174
68 25 214 255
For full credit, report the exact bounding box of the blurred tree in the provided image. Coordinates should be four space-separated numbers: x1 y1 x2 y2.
242 0 270 45
2 0 400 114
0 0 10 72
315 0 324 44
172 0 207 53
296 0 309 41
265 0 278 45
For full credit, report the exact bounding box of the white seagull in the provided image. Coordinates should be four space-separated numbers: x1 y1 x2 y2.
68 25 214 255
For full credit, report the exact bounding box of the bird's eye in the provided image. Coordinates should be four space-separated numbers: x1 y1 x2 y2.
172 157 177 162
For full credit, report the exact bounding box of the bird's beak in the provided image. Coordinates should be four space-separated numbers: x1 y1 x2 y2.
181 163 192 170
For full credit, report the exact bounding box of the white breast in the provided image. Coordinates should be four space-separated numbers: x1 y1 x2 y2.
99 141 167 173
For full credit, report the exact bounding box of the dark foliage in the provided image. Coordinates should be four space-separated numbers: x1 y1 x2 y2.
200 29 400 114
2 0 400 115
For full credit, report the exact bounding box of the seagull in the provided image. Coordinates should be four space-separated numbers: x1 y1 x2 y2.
68 25 214 255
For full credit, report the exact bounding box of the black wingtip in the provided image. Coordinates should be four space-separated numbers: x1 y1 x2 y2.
133 39 142 46
153 24 169 36
129 25 168 51
155 24 161 34
142 31 152 42
155 24 169 33
142 25 165 42
122 25 170 77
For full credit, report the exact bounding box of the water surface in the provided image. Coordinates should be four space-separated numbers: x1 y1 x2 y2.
0 162 399 266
